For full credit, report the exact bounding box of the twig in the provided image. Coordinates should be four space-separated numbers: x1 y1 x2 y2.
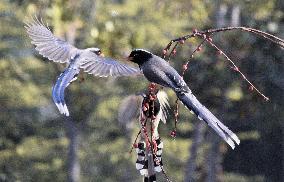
205 39 269 101
163 42 179 62
168 27 284 49
163 26 281 101
181 39 207 77
129 128 141 154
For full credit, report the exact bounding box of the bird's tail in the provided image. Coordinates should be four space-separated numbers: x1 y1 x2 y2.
52 67 79 116
135 139 164 180
144 175 157 182
177 92 240 149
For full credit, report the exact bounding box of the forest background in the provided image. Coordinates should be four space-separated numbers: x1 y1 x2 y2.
0 0 283 181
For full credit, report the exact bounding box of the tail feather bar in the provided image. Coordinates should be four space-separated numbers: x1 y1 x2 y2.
135 139 164 178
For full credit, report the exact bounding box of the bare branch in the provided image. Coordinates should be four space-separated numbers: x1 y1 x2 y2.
168 27 284 49
162 26 282 101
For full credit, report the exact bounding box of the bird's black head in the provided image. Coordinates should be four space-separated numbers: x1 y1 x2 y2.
128 49 153 66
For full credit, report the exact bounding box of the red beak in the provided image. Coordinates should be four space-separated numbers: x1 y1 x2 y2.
100 53 105 57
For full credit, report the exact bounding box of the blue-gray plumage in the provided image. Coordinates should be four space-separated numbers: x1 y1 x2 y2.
25 17 140 116
128 49 240 149
51 55 80 116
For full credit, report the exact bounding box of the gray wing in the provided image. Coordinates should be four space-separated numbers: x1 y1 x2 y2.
156 90 170 124
118 95 142 127
25 16 78 63
79 52 141 77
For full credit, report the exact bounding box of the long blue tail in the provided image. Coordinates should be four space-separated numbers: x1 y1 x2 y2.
177 91 240 149
52 67 79 116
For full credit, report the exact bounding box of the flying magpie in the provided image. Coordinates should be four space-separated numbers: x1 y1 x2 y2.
25 17 140 116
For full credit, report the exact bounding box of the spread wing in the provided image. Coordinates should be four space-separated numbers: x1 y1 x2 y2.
25 16 78 63
79 51 141 77
118 95 142 127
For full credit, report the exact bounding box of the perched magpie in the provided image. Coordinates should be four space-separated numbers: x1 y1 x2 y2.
25 17 140 116
128 49 240 149
118 90 170 182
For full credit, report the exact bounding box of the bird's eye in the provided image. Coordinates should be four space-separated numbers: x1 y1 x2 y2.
91 49 101 55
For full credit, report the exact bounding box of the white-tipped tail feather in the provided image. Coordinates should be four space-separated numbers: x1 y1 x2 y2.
51 67 80 117
178 92 240 149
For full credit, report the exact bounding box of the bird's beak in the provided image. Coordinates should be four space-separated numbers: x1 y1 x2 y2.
99 52 105 57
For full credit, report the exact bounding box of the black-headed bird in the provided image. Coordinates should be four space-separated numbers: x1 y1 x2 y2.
127 49 240 149
25 17 140 116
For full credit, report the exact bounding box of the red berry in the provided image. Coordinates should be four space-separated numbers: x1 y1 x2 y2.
170 130 176 138
172 49 177 55
208 37 213 42
183 64 188 70
143 131 148 136
249 85 254 91
163 49 167 55
179 39 185 44
174 112 179 117
233 67 239 72
143 103 149 110
193 28 198 34
143 106 148 111
149 83 156 89
133 143 138 148
150 95 156 101
197 46 202 52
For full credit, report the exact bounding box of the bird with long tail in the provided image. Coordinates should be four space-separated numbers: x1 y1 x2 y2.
25 17 140 116
127 49 240 149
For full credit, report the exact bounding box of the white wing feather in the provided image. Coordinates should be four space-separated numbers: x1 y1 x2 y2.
25 16 78 63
